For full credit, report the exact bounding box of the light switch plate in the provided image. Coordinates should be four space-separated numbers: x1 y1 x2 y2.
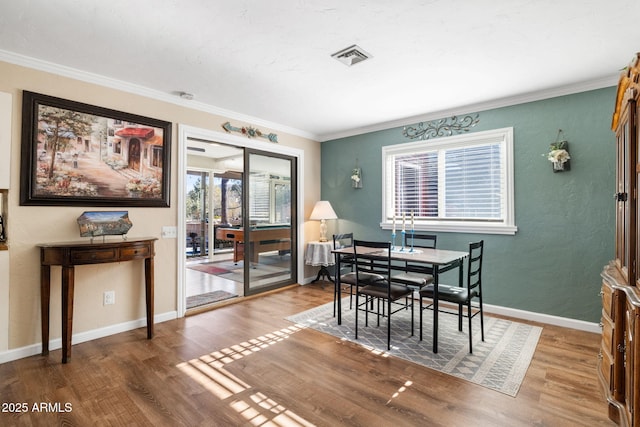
161 226 177 238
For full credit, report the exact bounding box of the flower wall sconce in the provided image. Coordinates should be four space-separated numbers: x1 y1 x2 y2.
546 129 571 172
351 166 362 188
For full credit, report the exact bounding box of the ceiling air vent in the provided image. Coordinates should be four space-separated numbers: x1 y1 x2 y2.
331 44 372 66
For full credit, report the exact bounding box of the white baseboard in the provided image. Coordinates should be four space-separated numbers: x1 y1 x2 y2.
302 275 325 285
482 303 600 333
0 311 177 365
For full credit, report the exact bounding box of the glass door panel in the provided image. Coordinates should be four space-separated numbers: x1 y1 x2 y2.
185 170 209 259
185 140 244 311
244 150 297 295
212 173 242 254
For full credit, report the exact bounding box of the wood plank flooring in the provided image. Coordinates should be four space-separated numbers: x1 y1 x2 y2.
0 283 614 426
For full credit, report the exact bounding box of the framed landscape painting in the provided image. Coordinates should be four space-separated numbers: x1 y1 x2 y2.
20 91 171 207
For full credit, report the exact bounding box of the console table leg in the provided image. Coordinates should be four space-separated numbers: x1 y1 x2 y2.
61 266 74 364
145 257 154 339
40 264 51 355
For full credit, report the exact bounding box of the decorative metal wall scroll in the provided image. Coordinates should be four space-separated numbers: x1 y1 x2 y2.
402 114 480 140
221 121 278 143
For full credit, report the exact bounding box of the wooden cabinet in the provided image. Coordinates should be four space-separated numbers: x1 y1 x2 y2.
599 277 616 393
600 53 640 426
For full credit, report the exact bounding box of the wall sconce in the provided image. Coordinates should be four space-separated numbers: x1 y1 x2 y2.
546 129 570 172
351 166 362 188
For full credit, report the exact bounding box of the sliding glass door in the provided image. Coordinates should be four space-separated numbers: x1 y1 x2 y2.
184 139 297 309
244 149 297 296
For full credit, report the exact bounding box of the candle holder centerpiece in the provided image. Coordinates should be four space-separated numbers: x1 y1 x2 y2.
391 212 416 252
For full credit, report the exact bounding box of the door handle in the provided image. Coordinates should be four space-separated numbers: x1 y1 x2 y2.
615 192 628 202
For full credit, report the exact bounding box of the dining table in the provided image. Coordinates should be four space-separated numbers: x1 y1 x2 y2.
332 244 468 353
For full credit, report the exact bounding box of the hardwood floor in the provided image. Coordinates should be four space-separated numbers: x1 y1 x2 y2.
186 253 243 298
0 283 613 426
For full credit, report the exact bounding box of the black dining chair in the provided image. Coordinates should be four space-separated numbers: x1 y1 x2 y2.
332 233 357 315
419 240 484 353
354 240 414 350
391 233 437 291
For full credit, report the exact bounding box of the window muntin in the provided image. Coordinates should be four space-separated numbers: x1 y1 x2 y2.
382 127 516 235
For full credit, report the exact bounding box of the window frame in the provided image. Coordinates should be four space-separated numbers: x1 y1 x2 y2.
381 127 517 235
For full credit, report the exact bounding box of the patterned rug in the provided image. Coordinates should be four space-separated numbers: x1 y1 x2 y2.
187 263 231 275
186 290 238 308
286 298 542 397
187 256 291 284
204 259 291 284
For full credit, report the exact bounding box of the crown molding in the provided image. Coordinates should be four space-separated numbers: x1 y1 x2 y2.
0 49 619 144
318 74 620 141
0 49 319 141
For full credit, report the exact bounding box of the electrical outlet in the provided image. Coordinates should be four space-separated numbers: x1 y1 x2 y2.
103 291 115 305
161 226 177 238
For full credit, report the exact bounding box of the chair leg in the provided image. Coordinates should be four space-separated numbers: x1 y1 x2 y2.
458 303 463 331
468 300 473 353
479 297 485 342
419 295 423 341
333 282 337 317
349 284 354 309
410 296 414 337
364 295 369 327
355 291 359 340
387 298 391 350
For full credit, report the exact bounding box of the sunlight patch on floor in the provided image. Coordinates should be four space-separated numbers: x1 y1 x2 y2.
386 380 413 405
176 324 315 426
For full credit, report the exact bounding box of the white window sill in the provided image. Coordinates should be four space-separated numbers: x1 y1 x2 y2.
380 222 518 236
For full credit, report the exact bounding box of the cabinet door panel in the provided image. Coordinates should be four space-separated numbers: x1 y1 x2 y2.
616 120 630 281
626 301 637 425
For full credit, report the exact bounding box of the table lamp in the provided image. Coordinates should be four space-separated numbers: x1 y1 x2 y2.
309 201 338 242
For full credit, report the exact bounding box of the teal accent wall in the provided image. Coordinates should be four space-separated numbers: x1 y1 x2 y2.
321 87 616 323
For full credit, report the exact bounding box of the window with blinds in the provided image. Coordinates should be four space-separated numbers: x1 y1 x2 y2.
382 127 517 235
249 172 292 225
249 172 271 223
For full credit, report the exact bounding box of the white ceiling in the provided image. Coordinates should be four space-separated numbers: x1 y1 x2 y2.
0 1 638 141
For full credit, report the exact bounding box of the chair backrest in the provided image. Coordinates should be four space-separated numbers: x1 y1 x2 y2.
402 233 437 274
333 233 354 249
403 233 437 250
467 240 484 294
353 239 391 280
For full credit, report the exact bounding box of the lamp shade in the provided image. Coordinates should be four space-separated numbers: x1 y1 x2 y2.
309 201 338 220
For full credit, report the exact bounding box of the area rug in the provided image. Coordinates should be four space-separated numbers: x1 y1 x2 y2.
201 258 291 284
186 290 238 308
187 263 231 275
286 298 542 397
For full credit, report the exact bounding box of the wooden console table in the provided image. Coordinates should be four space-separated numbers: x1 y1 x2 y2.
38 237 157 363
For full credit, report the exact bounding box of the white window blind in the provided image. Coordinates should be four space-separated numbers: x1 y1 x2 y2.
249 172 270 223
382 127 516 235
443 143 502 220
394 152 438 217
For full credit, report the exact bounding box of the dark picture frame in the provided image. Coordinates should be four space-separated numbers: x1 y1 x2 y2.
20 91 171 207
